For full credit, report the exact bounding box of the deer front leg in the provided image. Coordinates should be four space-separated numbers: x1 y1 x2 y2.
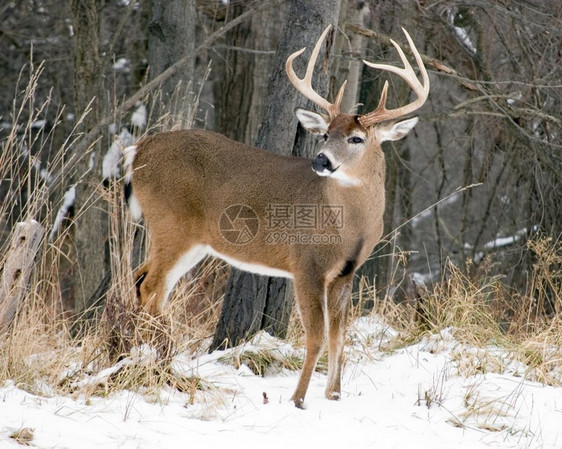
325 273 353 400
291 275 326 408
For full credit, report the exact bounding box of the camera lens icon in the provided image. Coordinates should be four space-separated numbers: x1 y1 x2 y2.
219 204 259 245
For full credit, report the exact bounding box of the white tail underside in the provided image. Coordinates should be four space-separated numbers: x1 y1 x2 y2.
122 144 143 221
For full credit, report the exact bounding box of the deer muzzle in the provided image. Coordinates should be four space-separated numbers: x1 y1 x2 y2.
312 152 335 176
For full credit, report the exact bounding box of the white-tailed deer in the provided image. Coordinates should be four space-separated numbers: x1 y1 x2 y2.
123 25 429 408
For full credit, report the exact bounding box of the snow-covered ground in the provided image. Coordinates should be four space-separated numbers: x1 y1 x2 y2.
2 317 561 449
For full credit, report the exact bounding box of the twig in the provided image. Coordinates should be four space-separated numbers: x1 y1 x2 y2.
348 24 562 150
368 183 483 260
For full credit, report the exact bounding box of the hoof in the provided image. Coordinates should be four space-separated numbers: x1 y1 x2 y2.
326 391 341 401
292 397 305 409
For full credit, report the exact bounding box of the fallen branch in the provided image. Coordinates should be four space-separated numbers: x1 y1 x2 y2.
0 220 45 331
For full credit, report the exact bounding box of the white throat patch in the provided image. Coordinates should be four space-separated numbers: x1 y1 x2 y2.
330 169 361 187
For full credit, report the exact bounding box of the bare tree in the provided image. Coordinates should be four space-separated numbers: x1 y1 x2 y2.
70 0 108 315
147 0 196 124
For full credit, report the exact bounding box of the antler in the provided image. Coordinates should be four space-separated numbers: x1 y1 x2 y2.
286 25 347 120
358 28 429 127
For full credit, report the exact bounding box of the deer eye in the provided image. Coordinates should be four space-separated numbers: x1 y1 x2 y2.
348 136 364 144
323 133 329 141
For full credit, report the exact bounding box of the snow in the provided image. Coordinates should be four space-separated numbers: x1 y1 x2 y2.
465 227 538 264
453 26 476 55
131 102 147 129
411 195 459 227
448 9 477 55
112 58 129 72
48 185 76 241
30 119 47 129
102 128 134 179
1 317 562 449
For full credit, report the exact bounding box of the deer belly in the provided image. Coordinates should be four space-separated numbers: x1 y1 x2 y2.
206 247 293 279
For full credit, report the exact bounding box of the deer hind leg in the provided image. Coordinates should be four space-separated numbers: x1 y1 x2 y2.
135 244 208 316
134 258 164 316
325 273 353 400
291 274 327 408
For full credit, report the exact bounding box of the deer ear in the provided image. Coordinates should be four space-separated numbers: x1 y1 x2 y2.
379 117 419 142
295 108 329 135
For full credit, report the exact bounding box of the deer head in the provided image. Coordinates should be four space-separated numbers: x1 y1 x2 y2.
287 26 429 186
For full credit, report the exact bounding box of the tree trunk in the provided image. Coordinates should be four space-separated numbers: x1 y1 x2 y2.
147 0 196 125
211 0 342 350
213 2 280 143
70 0 108 316
210 2 283 348
334 0 369 113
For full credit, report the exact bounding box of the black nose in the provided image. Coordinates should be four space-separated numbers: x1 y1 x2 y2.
312 152 333 172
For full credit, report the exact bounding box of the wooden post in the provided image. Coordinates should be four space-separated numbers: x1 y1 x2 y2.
0 220 45 331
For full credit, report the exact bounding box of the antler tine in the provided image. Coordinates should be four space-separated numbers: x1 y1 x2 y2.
359 28 430 127
334 79 348 112
370 80 389 115
402 27 430 91
286 25 345 119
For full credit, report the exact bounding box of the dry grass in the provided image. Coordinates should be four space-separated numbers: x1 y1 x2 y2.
10 427 34 446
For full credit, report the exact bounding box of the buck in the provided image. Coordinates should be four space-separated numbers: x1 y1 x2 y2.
123 25 429 408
